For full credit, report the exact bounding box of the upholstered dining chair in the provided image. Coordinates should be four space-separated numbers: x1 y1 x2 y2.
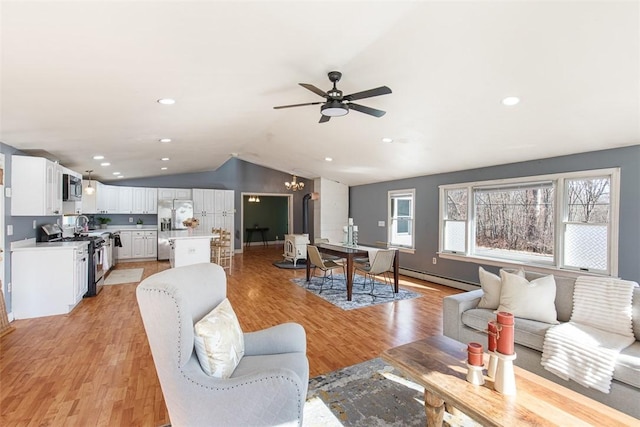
307 245 345 293
354 249 396 299
136 263 309 426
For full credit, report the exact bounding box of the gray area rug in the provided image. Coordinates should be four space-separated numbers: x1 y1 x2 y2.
291 274 421 310
304 358 425 426
273 259 307 269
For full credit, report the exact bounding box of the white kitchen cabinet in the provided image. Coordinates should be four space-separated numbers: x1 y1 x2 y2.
158 188 191 200
11 155 63 216
131 230 157 258
118 186 133 214
12 242 89 319
117 231 132 259
133 187 158 214
214 190 235 252
104 185 119 213
193 188 217 235
117 230 156 261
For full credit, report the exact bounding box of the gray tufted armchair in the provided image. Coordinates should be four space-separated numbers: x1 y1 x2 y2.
136 262 309 426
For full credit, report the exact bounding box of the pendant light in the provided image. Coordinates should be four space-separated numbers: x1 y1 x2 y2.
85 170 95 195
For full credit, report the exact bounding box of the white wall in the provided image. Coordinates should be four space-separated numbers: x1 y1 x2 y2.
313 177 348 244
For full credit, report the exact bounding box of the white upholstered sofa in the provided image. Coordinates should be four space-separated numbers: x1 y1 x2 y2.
136 263 309 426
443 270 640 418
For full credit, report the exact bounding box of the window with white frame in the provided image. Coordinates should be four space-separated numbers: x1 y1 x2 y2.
438 168 619 275
388 189 415 249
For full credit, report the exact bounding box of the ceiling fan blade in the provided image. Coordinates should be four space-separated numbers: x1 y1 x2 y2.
344 86 392 101
348 103 386 117
274 101 323 109
319 115 331 123
299 83 328 98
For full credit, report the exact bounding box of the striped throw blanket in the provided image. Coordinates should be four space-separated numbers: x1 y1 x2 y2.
541 276 638 393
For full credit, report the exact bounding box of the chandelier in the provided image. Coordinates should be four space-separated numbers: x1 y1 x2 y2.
285 175 304 191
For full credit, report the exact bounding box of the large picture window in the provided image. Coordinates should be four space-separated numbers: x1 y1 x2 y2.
439 168 619 276
388 189 415 249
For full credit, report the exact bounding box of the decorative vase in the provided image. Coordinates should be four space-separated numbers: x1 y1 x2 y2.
136 224 142 229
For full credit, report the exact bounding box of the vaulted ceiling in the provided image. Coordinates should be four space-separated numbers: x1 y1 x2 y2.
1 1 638 186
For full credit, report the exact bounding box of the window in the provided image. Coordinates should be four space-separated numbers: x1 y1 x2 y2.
389 189 415 249
439 168 619 276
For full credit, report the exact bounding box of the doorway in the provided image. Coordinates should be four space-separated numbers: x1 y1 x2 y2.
241 193 292 250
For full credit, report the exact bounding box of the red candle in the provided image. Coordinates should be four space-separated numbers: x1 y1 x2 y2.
496 312 515 355
488 321 497 352
467 342 484 366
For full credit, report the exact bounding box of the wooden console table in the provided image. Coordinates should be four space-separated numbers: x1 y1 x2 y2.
381 335 637 427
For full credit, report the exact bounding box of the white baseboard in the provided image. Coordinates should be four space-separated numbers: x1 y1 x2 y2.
399 268 479 292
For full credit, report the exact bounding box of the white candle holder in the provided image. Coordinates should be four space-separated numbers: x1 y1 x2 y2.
487 350 498 379
466 363 485 385
494 352 517 395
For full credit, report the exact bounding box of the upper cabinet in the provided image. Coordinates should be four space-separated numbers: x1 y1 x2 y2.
81 183 157 215
132 187 157 214
11 155 63 216
158 188 191 200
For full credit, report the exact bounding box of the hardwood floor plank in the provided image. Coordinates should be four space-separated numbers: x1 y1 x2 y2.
1 245 460 425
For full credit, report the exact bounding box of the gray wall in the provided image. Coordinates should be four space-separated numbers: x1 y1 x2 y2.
350 145 640 284
104 158 313 250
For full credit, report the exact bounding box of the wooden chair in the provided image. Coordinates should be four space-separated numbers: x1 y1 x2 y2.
211 228 233 271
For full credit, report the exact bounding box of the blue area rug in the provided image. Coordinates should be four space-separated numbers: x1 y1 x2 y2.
291 274 422 310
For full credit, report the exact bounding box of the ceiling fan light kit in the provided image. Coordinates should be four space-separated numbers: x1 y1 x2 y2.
274 71 391 123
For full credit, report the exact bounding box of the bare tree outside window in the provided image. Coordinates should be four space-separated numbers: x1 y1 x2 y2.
474 185 554 260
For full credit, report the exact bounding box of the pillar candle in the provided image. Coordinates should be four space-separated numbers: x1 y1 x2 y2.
496 312 515 355
467 342 483 366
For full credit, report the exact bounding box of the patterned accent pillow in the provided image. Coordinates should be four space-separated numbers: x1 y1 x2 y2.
194 298 245 378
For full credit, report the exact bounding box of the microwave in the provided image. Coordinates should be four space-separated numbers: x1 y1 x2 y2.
62 174 82 201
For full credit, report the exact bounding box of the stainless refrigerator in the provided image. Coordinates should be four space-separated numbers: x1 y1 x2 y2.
157 199 194 260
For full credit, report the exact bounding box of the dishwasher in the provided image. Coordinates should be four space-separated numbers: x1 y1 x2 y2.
101 231 114 272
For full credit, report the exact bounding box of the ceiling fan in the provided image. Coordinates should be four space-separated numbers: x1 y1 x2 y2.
274 71 392 123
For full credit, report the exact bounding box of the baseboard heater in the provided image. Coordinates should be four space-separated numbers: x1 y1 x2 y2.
399 267 480 292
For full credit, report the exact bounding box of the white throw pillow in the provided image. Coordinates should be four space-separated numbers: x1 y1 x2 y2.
477 267 525 309
497 270 559 324
194 298 245 378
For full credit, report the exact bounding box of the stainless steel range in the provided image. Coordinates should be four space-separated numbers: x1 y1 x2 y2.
40 224 106 296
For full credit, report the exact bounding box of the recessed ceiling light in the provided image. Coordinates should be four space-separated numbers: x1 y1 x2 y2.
502 96 520 106
381 137 393 143
325 157 333 162
112 172 121 175
117 175 124 179
93 155 104 160
157 98 176 105
159 138 172 143
161 167 168 171
161 157 170 161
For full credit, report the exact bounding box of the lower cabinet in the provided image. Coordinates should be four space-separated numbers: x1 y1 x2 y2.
117 230 157 261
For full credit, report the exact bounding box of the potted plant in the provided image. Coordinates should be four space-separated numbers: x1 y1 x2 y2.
97 217 111 229
136 218 143 229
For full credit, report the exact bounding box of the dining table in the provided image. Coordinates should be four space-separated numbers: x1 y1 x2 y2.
306 243 400 301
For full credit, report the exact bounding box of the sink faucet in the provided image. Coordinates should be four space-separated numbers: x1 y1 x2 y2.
75 215 89 233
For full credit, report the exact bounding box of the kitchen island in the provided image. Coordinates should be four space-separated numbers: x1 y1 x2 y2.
160 229 219 268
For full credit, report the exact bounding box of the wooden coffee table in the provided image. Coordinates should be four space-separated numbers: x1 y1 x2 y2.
381 335 637 426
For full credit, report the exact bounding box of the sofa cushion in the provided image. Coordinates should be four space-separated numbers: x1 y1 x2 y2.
461 308 555 352
497 271 559 324
615 341 640 388
194 298 245 378
477 267 524 310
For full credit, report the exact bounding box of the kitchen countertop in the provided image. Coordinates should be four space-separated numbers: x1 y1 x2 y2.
11 240 89 252
160 230 218 240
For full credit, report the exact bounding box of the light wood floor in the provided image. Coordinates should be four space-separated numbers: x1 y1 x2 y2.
0 245 461 426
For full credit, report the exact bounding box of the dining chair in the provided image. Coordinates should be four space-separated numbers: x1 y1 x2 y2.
354 249 396 299
306 245 345 293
